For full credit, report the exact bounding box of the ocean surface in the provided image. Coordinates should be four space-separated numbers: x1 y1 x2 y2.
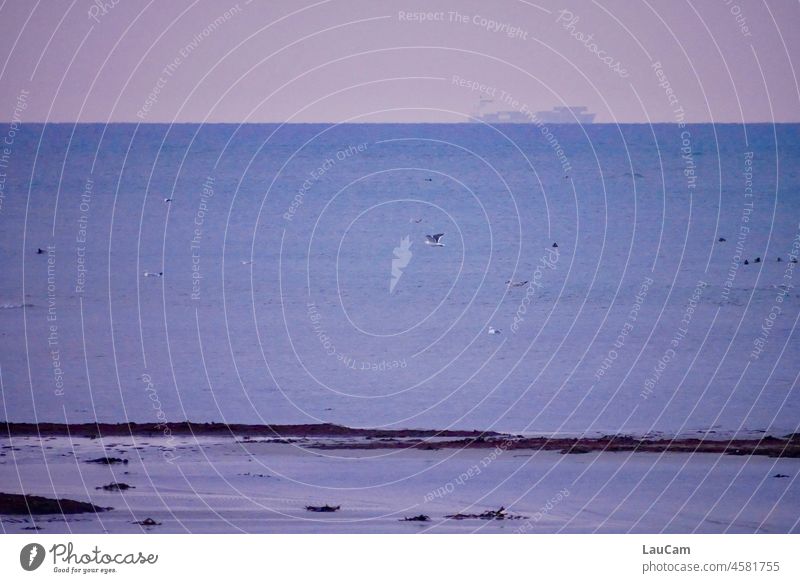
1 123 799 437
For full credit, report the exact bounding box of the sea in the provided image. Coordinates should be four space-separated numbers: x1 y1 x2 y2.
1 123 798 437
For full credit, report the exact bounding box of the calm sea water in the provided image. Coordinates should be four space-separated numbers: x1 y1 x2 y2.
1 123 798 436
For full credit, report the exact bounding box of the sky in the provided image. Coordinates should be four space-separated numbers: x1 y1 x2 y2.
0 0 798 123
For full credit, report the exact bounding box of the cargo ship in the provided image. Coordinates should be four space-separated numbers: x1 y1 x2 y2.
534 106 595 124
471 100 595 124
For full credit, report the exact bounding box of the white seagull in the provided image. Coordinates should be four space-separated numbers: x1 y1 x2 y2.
163 198 173 203
143 271 163 277
425 233 445 247
488 326 501 335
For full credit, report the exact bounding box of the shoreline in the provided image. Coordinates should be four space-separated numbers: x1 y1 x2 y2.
3 422 798 457
2 429 797 533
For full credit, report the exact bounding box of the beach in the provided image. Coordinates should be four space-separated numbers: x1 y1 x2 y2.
2 423 798 533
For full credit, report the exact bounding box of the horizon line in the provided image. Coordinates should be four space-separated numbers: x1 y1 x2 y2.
3 120 800 125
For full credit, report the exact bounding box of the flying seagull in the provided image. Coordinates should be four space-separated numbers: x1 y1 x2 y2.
506 280 528 288
143 271 164 277
425 233 445 247
488 326 501 335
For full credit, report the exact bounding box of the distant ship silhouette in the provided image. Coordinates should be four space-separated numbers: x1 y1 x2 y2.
471 100 595 124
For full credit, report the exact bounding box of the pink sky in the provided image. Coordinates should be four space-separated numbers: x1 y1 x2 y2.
1 0 798 123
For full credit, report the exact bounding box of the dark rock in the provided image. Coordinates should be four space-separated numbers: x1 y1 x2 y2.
401 514 430 522
85 457 128 465
445 506 527 520
0 492 110 515
561 445 591 454
305 504 340 512
133 518 161 526
97 482 134 492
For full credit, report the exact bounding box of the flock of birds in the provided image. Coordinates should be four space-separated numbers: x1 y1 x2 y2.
717 237 797 264
416 234 799 336
420 231 559 336
37 190 795 336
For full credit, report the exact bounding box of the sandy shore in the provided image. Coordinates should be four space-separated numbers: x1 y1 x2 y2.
1 423 798 533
